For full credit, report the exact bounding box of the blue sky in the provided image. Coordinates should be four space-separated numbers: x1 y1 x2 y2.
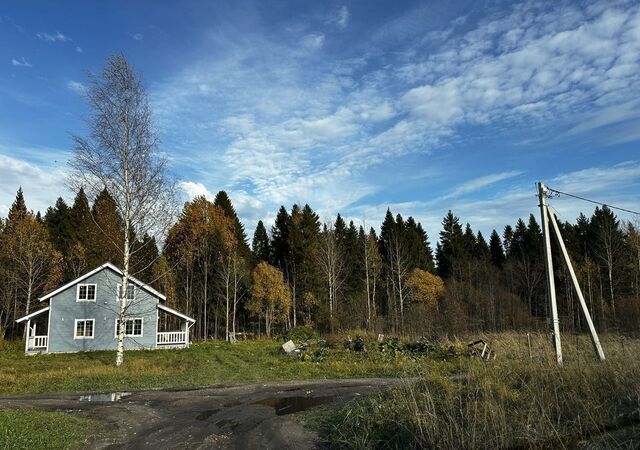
1 0 640 238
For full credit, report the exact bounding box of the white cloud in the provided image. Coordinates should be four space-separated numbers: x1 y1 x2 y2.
302 32 325 50
11 57 32 67
130 33 144 41
442 171 523 200
75 46 83 53
0 154 69 217
178 181 215 201
36 31 71 42
349 162 640 240
335 6 349 29
149 0 640 234
67 80 86 94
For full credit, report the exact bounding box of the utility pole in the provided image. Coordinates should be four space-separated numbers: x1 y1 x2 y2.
547 210 605 360
538 182 563 366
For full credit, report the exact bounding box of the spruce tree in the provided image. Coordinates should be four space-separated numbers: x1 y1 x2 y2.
7 187 27 227
271 206 290 270
214 191 251 260
489 229 505 268
435 210 464 279
87 188 125 268
70 188 92 247
44 197 73 256
251 220 271 263
475 231 490 260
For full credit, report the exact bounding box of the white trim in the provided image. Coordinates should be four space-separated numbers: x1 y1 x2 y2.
114 317 144 338
39 262 166 302
16 306 50 323
157 304 196 323
45 304 52 353
74 318 95 339
116 283 136 302
76 283 97 302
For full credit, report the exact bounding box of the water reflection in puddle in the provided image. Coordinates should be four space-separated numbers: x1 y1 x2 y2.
254 396 335 416
79 392 131 402
196 409 220 420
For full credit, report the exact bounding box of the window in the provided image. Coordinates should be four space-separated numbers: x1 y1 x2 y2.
116 284 135 302
74 319 94 339
115 318 143 337
77 284 96 302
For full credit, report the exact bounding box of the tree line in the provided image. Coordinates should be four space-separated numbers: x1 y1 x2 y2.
2 184 639 340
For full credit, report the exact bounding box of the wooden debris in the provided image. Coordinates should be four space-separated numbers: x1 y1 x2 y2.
468 339 496 361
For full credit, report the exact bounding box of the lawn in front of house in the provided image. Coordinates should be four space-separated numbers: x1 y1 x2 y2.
0 336 429 396
0 409 98 450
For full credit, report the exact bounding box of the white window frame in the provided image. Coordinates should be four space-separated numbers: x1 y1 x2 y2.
116 283 136 302
114 317 144 338
76 284 97 302
74 319 95 339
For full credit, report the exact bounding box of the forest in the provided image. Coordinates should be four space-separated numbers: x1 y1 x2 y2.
1 184 639 341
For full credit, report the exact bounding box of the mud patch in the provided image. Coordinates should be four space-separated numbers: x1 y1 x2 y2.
196 409 220 420
255 396 336 416
216 419 239 430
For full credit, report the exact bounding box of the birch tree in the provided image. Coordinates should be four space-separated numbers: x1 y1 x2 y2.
69 54 176 367
317 223 346 332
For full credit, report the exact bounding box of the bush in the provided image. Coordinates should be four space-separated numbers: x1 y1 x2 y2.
280 326 319 343
378 337 401 356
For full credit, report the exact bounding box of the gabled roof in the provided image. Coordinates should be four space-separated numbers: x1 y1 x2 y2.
158 304 196 323
16 306 50 323
38 262 166 302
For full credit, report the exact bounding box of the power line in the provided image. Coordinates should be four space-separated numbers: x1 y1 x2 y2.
545 186 640 216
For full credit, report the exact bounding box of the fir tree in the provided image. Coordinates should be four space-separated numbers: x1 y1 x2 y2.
251 220 271 263
489 229 505 268
271 206 290 270
436 210 464 279
214 191 251 259
44 197 73 256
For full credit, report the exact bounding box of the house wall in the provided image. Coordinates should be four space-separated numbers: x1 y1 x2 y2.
47 268 159 353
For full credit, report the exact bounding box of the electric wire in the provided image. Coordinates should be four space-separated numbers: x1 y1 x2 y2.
545 186 640 216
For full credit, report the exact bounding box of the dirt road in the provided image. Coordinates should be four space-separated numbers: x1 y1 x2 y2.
0 378 400 449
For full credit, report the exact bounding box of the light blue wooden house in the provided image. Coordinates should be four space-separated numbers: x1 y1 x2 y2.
16 262 195 354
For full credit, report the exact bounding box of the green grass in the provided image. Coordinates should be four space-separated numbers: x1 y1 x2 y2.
0 337 423 396
0 409 98 450
318 332 640 449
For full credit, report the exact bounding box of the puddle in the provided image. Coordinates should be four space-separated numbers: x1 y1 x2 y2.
215 419 239 430
78 392 131 402
196 409 220 421
254 395 336 416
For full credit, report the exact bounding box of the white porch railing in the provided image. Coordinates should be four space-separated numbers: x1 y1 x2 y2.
28 335 48 349
157 331 186 345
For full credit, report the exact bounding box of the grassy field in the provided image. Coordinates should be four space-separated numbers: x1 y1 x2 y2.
2 332 639 449
0 337 423 396
318 332 640 449
0 409 98 450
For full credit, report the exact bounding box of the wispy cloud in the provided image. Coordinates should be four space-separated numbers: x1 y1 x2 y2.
128 33 144 41
11 57 32 67
150 0 640 232
36 31 71 42
442 171 523 200
302 32 325 50
67 80 86 94
334 6 349 29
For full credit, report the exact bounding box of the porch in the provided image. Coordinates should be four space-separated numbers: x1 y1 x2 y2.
156 304 195 348
16 306 50 354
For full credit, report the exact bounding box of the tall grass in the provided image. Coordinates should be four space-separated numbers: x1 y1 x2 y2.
321 332 640 449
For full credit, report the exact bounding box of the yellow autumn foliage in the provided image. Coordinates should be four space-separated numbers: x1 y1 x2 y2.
406 268 445 306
